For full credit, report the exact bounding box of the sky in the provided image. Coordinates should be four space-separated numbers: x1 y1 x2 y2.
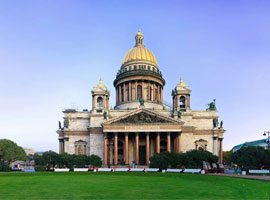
0 0 270 152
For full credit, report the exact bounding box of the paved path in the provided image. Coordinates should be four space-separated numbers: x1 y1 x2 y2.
208 173 270 182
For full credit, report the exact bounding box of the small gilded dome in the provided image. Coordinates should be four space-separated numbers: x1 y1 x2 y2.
121 30 158 67
176 76 189 90
93 78 108 92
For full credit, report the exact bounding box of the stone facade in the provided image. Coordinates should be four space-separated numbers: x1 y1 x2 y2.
57 30 225 165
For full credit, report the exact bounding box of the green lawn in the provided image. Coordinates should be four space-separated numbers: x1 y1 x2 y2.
0 172 269 199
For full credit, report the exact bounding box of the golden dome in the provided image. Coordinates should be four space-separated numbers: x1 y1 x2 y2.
98 78 106 88
121 30 158 67
176 76 189 90
93 78 107 92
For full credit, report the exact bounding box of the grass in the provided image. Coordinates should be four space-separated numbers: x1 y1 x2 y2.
0 172 269 199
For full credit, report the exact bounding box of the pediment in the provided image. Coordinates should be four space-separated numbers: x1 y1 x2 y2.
103 108 182 125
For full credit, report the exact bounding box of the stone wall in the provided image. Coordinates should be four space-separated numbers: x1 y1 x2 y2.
90 134 104 159
64 135 90 155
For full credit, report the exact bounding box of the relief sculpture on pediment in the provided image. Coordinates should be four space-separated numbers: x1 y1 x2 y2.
112 112 169 124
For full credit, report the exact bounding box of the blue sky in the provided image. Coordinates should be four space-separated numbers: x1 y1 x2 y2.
0 0 270 152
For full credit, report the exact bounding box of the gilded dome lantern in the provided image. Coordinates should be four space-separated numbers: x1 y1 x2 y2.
114 30 165 110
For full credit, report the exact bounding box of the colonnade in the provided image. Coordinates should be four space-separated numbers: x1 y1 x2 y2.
104 132 181 165
116 80 163 105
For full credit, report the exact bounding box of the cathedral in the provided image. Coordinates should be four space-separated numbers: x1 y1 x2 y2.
57 30 225 166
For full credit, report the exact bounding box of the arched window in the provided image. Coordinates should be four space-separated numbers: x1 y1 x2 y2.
180 96 186 108
137 85 142 99
74 140 87 155
150 87 152 100
155 88 158 101
97 97 103 107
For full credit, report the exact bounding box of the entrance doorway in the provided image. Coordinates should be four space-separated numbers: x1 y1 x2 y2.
139 146 146 164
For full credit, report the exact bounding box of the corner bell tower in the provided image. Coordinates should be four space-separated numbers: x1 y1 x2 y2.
91 78 110 113
172 76 191 112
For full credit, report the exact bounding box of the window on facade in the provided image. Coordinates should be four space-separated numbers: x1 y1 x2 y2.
180 96 186 108
148 66 150 70
137 85 142 99
129 66 131 71
97 97 103 107
121 87 124 102
126 86 129 101
155 88 158 101
150 87 152 100
134 65 137 70
74 141 87 155
198 146 205 151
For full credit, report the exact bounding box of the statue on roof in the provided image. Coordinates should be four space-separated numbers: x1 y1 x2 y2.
213 118 218 128
206 99 217 111
64 119 69 128
58 121 62 129
177 110 182 119
219 120 223 129
139 98 144 106
103 110 107 119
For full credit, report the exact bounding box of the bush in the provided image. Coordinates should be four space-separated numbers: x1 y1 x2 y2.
89 154 102 168
149 150 218 170
0 161 11 172
34 151 103 169
150 153 169 170
150 151 184 170
185 150 218 168
35 165 47 172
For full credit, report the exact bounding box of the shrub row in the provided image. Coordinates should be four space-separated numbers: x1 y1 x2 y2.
149 150 218 170
34 151 102 170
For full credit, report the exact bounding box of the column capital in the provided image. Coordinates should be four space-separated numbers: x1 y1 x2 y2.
146 132 150 136
125 132 129 136
135 132 140 136
114 132 118 136
156 132 160 136
167 132 171 136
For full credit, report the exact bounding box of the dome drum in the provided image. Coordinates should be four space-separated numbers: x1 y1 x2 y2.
114 29 165 110
114 69 165 87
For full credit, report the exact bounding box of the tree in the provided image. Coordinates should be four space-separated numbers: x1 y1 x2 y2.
89 154 102 168
149 150 218 170
185 150 218 168
223 150 233 165
0 161 11 172
58 153 73 168
41 151 61 168
232 146 267 170
0 139 27 163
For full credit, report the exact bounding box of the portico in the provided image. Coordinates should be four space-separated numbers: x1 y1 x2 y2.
102 108 183 166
